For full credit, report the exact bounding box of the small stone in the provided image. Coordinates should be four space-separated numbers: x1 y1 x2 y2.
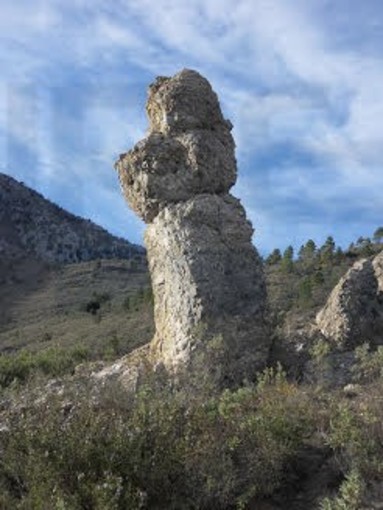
343 383 361 397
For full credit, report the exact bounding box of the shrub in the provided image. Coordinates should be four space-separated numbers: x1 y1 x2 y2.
102 334 121 360
0 345 89 388
84 291 111 315
85 299 100 315
321 469 364 510
353 343 383 382
0 367 315 509
122 295 131 311
325 387 383 479
310 338 331 361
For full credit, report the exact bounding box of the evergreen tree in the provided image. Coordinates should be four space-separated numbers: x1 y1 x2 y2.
357 237 374 257
334 246 344 265
266 248 282 265
345 241 359 259
298 239 317 270
298 276 313 307
373 227 383 244
320 236 335 266
356 236 367 248
312 269 325 286
281 246 294 273
305 239 316 253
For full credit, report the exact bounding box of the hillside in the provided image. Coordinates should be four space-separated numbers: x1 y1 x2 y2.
0 258 153 355
265 235 383 338
0 172 144 264
2 227 383 509
0 173 153 357
1 176 383 509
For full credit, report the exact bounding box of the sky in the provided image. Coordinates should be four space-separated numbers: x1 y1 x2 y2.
1 0 383 256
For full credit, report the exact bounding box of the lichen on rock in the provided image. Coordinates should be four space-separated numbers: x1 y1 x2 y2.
115 69 269 384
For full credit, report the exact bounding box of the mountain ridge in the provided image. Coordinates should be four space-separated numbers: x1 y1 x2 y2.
0 172 144 264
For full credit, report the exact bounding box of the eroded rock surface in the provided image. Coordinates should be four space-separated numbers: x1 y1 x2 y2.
316 251 383 349
115 69 269 383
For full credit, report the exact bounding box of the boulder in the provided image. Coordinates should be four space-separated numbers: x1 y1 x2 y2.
316 251 383 350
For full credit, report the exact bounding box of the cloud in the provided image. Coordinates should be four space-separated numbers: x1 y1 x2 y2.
1 0 383 251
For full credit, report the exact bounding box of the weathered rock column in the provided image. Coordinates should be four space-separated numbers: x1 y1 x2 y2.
115 69 269 383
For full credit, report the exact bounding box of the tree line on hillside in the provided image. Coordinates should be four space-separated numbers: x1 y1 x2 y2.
265 227 383 319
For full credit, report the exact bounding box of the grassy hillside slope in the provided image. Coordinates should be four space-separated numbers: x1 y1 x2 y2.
0 257 153 358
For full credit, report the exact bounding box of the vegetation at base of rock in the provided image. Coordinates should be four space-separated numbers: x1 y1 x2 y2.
0 366 314 509
352 343 383 382
2 356 383 509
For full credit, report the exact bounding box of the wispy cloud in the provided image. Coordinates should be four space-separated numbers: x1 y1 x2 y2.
1 0 383 252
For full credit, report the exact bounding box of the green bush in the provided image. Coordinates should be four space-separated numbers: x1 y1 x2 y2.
0 367 315 509
324 386 383 480
310 338 331 361
353 343 383 382
83 291 111 315
4 344 383 508
0 345 89 389
321 469 364 510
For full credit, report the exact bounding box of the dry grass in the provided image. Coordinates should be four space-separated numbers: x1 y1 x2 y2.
0 258 153 356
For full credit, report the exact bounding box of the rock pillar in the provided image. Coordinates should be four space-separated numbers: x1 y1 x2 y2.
115 69 269 383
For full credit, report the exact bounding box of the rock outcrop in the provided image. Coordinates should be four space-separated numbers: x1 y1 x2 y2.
316 251 383 349
116 69 268 383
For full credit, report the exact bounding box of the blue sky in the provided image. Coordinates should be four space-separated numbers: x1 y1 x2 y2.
1 0 383 255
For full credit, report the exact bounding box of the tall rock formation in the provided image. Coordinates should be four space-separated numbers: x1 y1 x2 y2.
316 251 383 349
115 69 269 383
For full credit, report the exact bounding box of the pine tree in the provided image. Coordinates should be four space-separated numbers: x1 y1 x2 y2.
358 237 374 257
373 227 383 244
281 246 294 273
298 239 317 270
312 269 324 286
320 236 335 266
266 248 282 265
298 276 313 307
334 246 344 264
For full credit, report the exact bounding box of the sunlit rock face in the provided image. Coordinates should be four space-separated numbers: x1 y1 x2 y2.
316 251 383 350
116 69 269 384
